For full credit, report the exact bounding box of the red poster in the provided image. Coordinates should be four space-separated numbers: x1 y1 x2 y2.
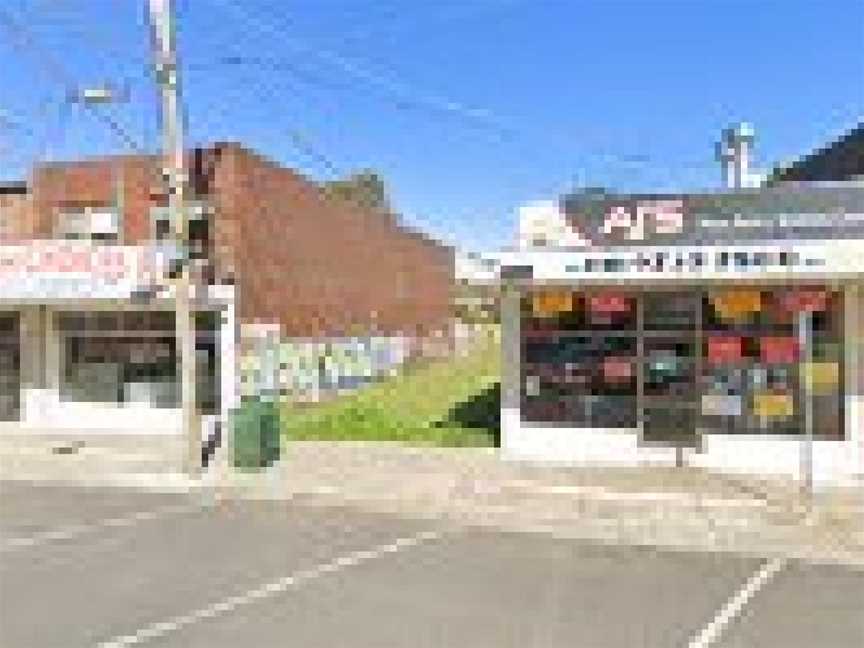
589 293 632 314
760 336 799 363
707 336 743 364
603 357 633 381
777 289 828 314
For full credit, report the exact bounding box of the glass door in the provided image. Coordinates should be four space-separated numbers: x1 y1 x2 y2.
640 291 701 446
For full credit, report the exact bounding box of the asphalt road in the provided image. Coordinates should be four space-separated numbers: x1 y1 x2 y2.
1 481 862 648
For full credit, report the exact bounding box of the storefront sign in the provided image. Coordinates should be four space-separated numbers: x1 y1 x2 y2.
564 185 864 246
0 243 169 300
601 200 684 241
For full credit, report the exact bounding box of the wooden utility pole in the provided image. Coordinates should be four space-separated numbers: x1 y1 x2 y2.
148 0 200 477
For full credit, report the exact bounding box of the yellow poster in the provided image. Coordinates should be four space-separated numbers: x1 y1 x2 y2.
753 392 794 419
711 290 762 321
532 291 575 318
802 362 840 393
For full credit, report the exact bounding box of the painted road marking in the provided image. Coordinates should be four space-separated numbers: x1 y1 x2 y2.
96 529 444 647
0 503 196 552
688 556 788 648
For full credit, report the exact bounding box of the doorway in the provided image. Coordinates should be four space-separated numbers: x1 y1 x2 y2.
640 291 701 447
0 313 21 421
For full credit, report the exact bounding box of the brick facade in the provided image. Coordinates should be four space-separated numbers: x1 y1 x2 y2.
7 143 454 339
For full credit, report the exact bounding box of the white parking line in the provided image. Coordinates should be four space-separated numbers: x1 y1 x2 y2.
96 529 444 648
688 556 788 648
0 503 196 552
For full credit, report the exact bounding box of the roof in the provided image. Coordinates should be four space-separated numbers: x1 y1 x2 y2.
0 181 27 195
769 122 864 184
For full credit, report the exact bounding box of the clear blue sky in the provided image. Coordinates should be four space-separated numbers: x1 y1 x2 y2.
1 0 862 252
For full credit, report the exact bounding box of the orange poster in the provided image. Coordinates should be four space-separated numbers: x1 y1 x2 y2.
531 291 575 318
711 290 762 321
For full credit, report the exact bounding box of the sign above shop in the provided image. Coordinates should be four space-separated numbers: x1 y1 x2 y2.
0 242 173 300
563 185 864 246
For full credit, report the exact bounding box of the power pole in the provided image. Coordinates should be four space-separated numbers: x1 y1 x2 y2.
148 0 200 478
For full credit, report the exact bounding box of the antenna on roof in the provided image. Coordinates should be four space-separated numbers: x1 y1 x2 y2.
716 122 757 189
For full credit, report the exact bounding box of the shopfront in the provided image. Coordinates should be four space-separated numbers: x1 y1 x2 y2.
489 186 864 485
0 242 236 445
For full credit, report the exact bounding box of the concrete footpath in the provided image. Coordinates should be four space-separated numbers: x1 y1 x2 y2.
3 441 863 566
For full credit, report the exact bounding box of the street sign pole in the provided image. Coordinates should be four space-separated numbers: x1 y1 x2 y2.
798 309 814 498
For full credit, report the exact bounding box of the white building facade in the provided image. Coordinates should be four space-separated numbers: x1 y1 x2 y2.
0 241 237 461
474 185 864 487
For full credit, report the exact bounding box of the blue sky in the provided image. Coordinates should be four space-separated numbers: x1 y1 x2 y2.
1 0 862 252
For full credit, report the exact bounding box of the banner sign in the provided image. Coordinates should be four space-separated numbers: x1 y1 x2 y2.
562 185 864 246
0 242 172 300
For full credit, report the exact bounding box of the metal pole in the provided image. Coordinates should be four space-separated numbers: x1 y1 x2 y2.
148 0 200 478
798 309 813 496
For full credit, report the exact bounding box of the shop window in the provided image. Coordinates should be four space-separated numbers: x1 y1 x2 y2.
520 290 637 427
57 310 220 414
518 286 846 442
700 287 844 439
55 206 120 242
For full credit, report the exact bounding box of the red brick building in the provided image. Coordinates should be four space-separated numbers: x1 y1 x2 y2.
6 142 454 340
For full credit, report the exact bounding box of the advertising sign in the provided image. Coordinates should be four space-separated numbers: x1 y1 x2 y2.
563 185 864 246
0 242 169 300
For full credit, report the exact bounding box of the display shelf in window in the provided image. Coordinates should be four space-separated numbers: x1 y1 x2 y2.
643 292 700 330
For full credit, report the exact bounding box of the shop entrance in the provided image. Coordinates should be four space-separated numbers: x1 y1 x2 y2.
640 291 701 446
0 313 21 421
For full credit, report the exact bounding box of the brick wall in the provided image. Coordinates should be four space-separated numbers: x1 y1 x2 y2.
212 143 454 338
0 186 32 241
29 155 165 242
14 144 454 339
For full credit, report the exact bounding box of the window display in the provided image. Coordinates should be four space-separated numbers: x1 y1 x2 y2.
57 310 220 414
521 291 637 427
520 286 845 441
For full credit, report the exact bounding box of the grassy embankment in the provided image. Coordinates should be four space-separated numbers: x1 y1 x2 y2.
281 336 501 447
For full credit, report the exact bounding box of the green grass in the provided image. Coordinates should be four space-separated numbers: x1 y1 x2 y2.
281 338 501 447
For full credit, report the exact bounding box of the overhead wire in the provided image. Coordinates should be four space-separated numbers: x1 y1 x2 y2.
210 0 518 142
0 5 147 155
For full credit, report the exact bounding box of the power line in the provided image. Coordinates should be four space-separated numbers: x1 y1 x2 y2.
210 0 517 141
0 6 147 155
186 63 346 180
